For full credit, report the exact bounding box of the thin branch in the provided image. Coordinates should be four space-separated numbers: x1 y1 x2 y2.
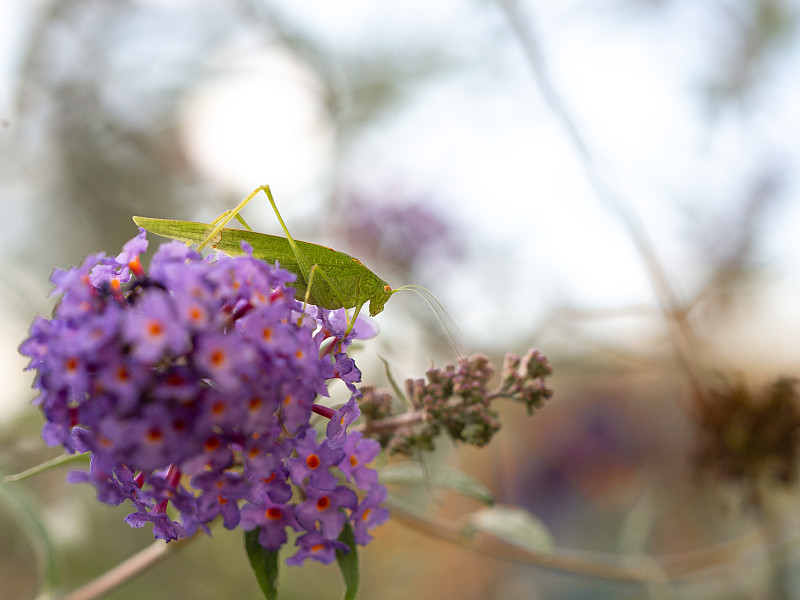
388 496 800 586
496 0 704 402
358 410 430 434
56 536 194 600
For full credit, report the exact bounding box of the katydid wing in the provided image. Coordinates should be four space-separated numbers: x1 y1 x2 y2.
133 186 395 325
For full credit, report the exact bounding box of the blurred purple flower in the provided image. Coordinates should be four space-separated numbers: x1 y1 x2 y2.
338 191 464 278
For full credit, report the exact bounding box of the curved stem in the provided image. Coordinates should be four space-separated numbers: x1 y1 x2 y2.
358 410 430 434
56 535 195 600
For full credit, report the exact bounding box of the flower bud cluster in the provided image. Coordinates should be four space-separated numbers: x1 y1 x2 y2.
19 231 388 564
357 386 395 448
498 349 554 414
360 351 553 455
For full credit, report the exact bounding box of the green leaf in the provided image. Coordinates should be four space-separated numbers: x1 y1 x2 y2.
244 528 280 600
379 463 494 505
378 355 408 405
461 505 554 554
336 522 360 600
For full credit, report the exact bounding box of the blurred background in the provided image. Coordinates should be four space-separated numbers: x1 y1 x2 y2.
2 0 800 598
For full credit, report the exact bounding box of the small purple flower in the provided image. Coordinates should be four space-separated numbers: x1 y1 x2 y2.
50 253 103 296
278 386 315 435
325 395 362 449
18 316 52 372
125 510 186 542
50 253 108 320
95 351 142 411
180 430 233 475
139 469 198 516
45 343 92 400
150 366 204 404
350 486 390 545
72 308 120 353
333 352 362 393
242 434 293 504
287 428 344 491
147 241 203 275
93 228 149 284
193 332 256 393
192 470 250 530
66 458 133 506
248 468 293 505
237 305 299 351
317 308 378 341
116 228 148 263
286 530 349 566
240 499 300 551
337 431 380 489
123 290 187 363
295 485 358 540
193 388 248 433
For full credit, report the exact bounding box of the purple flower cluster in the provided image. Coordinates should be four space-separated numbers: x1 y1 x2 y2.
19 230 388 563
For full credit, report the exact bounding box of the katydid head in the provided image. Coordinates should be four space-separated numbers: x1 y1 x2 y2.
368 284 397 317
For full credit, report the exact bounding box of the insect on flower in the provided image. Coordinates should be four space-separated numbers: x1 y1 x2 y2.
134 185 457 346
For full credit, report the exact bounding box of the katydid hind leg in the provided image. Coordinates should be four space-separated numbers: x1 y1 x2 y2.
258 187 353 319
256 186 315 293
199 186 357 328
198 186 262 250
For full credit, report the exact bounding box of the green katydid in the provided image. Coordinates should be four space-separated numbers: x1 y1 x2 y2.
133 185 400 337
